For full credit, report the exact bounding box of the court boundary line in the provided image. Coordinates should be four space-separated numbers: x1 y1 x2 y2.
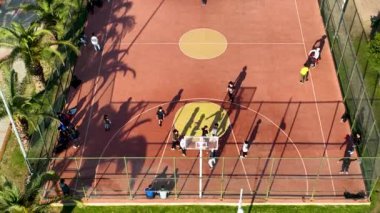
293 0 336 195
94 98 309 195
75 0 116 191
231 127 253 193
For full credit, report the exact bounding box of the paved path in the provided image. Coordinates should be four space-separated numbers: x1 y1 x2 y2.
0 0 34 157
354 0 380 36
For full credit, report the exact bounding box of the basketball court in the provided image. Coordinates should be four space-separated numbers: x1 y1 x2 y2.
46 0 367 203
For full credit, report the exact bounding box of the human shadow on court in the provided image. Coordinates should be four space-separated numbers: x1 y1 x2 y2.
190 114 205 136
246 119 262 146
180 107 199 136
206 107 224 134
234 66 247 92
57 98 150 199
166 89 183 116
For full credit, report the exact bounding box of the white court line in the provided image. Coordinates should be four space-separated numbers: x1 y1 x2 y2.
230 127 253 194
294 0 336 195
154 103 188 175
76 0 116 191
154 121 174 175
94 98 309 194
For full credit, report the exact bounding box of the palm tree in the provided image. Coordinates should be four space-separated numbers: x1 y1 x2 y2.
0 69 54 151
19 0 79 39
0 22 79 92
0 171 67 212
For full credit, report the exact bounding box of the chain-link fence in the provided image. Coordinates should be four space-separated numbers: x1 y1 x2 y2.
319 0 380 192
29 156 375 201
22 1 88 172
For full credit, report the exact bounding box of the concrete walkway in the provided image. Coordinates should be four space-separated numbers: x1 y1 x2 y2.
354 0 380 36
0 1 36 159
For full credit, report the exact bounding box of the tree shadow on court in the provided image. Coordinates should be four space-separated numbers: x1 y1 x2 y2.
86 0 135 48
105 1 136 47
166 89 184 116
52 97 151 199
121 0 166 57
69 47 138 114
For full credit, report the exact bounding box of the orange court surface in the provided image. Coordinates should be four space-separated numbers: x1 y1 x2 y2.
47 0 367 204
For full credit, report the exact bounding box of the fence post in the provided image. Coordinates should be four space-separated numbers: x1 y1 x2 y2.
265 158 276 200
173 157 178 199
220 157 225 200
124 157 133 199
368 176 379 201
74 157 82 196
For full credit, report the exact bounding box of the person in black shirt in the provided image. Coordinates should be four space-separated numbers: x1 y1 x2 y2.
171 129 180 150
227 81 235 102
156 107 166 127
59 179 70 196
201 125 209 136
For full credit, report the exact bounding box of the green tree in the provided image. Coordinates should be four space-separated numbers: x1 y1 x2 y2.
0 171 64 212
0 69 55 151
19 0 79 39
369 33 380 66
0 22 79 92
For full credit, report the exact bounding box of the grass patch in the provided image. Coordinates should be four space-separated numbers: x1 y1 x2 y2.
50 204 372 213
0 136 28 191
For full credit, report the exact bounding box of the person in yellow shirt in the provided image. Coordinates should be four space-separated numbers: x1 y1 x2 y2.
300 64 310 83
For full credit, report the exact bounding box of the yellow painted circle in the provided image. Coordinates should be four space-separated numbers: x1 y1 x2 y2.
173 102 230 137
179 28 228 60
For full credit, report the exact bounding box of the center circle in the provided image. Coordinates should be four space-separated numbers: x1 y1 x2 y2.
173 102 231 137
179 28 228 60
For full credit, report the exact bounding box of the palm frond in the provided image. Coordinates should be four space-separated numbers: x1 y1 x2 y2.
9 70 17 98
49 41 80 55
0 42 16 48
0 48 20 68
19 3 42 13
10 22 26 37
24 171 59 203
33 28 55 39
41 47 65 65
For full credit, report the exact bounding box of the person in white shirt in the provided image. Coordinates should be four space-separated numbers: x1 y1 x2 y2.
159 185 168 199
241 141 249 158
210 123 218 136
208 149 217 168
180 138 187 156
91 33 101 51
309 48 320 60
